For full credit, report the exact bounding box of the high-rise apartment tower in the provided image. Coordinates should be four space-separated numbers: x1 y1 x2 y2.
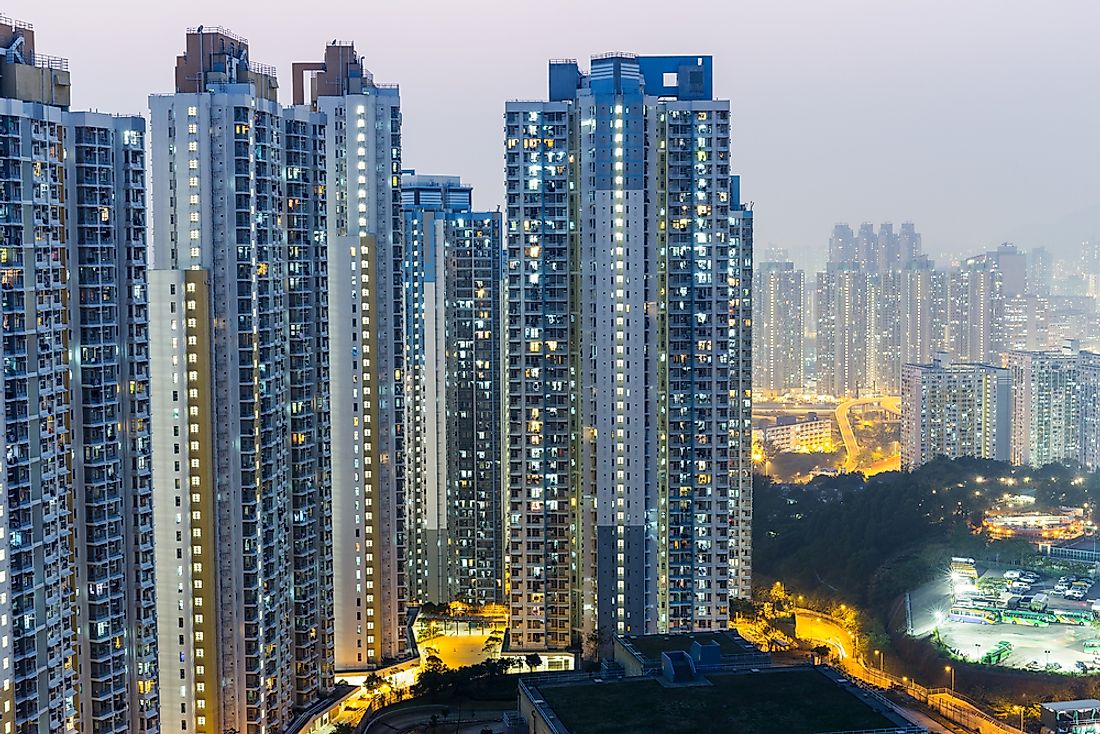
0 16 159 734
504 54 752 652
402 172 504 606
149 28 335 733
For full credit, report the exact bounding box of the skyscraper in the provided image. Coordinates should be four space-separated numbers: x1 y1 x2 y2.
815 265 867 396
901 353 1011 470
1008 349 1079 467
855 222 878 271
828 223 856 265
504 54 752 651
816 221 925 395
865 270 903 393
899 259 948 367
149 28 333 733
753 261 804 394
947 254 1005 364
988 242 1027 298
898 221 922 268
1027 246 1052 297
290 42 408 670
0 16 158 734
1003 294 1050 352
1077 351 1100 472
402 171 503 605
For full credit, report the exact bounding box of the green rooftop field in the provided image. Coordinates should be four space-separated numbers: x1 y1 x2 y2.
534 669 896 734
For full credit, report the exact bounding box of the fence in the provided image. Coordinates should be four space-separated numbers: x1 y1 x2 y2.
795 608 1022 734
843 656 1021 734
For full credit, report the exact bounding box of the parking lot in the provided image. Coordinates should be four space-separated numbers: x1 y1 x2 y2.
909 564 1100 674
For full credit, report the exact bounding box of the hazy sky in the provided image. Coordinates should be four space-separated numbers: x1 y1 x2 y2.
28 0 1100 268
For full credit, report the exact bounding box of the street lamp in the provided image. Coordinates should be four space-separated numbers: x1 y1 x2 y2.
1016 704 1025 731
873 649 883 671
944 665 954 692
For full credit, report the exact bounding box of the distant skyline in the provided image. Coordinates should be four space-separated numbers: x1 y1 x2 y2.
29 0 1100 267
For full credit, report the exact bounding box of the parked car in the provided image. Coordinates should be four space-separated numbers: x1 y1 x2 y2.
1009 581 1032 592
1003 570 1022 580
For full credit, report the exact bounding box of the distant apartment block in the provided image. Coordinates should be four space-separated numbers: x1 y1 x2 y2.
827 221 922 273
901 354 1011 470
763 414 833 453
1008 348 1079 467
753 261 804 393
946 252 1005 365
815 265 868 397
1078 352 1100 472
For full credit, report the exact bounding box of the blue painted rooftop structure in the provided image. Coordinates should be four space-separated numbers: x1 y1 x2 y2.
549 54 713 101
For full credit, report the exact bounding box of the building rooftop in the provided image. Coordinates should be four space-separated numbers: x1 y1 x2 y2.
1042 699 1100 712
523 668 915 734
1053 535 1100 551
549 54 714 102
618 630 757 662
0 15 71 106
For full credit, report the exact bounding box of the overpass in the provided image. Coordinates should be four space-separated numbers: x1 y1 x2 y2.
835 396 901 474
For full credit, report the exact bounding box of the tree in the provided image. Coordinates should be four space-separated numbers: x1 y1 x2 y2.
331 725 355 734
482 633 503 655
482 656 517 678
525 653 543 672
729 597 758 619
582 626 612 661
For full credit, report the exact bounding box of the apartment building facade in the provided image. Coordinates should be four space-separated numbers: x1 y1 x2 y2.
0 16 158 734
402 172 504 606
504 54 752 652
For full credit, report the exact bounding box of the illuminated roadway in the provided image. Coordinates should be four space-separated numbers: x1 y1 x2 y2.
835 396 901 474
794 610 954 734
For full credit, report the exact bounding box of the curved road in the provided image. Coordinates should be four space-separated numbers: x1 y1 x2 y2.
835 396 901 474
795 610 953 733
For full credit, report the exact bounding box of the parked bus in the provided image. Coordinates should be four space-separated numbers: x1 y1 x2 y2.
948 604 997 625
1052 609 1094 626
950 557 978 580
980 641 1013 665
1000 608 1053 627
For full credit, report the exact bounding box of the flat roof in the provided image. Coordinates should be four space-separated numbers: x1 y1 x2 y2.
1055 536 1100 551
1042 699 1100 711
619 630 757 660
529 669 901 734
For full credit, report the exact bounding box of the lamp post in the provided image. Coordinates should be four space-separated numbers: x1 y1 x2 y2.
1017 704 1025 732
873 649 883 672
944 665 954 692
